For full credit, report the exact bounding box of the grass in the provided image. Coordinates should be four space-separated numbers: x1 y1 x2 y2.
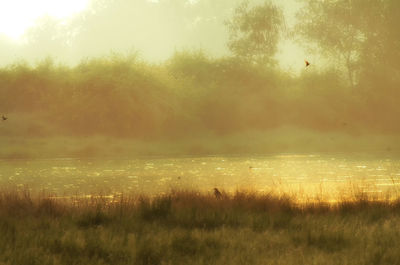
1 190 400 264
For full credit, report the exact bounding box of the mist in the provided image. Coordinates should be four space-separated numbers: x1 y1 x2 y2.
0 0 245 65
0 0 399 158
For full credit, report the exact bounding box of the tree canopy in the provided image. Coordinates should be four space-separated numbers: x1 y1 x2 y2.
226 1 284 67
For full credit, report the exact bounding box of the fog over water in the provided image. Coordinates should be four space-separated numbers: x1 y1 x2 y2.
0 0 399 158
0 0 400 199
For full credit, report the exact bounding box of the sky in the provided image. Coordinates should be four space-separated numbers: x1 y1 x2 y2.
0 0 90 39
0 0 307 72
0 0 398 154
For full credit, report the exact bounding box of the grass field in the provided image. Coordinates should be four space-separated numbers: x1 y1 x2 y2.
1 190 400 265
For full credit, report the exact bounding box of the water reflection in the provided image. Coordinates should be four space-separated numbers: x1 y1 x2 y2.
0 154 400 201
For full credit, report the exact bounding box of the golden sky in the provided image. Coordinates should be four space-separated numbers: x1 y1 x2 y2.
0 0 90 39
0 0 307 72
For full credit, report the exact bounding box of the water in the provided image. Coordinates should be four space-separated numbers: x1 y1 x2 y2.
1 153 400 200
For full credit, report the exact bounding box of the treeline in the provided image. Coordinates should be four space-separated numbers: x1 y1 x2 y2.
0 0 399 140
0 51 398 139
0 53 284 138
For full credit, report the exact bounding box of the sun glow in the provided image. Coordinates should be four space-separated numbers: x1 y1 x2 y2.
0 0 90 40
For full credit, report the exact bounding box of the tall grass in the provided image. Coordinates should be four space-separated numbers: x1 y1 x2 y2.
1 189 400 264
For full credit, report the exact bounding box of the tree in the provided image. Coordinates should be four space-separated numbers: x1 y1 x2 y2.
297 0 400 132
297 0 365 87
355 0 400 89
226 0 284 67
297 0 400 88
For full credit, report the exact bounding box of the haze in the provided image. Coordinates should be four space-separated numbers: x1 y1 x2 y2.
0 0 303 71
0 0 399 158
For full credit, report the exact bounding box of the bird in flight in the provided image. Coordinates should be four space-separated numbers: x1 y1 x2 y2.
2 115 7 121
305 60 310 67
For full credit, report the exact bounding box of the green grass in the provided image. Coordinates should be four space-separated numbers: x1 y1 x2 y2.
1 190 400 264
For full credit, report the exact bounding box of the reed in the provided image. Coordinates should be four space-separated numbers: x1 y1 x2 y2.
1 189 400 264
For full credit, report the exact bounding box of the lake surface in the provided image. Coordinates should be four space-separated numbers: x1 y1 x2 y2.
1 153 400 201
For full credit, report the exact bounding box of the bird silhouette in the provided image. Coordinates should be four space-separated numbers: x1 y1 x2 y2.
213 188 222 199
2 115 7 121
305 60 310 67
